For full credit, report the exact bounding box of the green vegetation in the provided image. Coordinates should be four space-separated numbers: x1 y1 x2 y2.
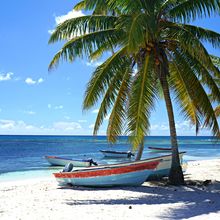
49 0 220 185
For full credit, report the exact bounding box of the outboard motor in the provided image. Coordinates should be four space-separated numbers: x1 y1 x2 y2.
88 159 98 166
62 163 74 172
127 151 135 158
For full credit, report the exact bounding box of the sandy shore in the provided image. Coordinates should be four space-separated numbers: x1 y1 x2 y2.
0 159 220 220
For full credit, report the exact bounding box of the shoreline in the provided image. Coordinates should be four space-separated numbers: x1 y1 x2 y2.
0 158 220 220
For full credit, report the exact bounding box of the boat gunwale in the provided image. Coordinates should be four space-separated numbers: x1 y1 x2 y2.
148 147 172 151
54 152 186 175
45 156 93 163
54 159 161 178
100 150 133 155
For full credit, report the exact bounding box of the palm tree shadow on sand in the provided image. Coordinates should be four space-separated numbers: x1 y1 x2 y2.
61 181 220 220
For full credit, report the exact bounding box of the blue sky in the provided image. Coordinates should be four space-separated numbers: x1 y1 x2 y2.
0 0 219 136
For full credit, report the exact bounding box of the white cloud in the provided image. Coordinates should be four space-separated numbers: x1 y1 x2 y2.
25 78 36 85
86 61 103 68
54 105 63 110
49 10 85 34
24 111 36 115
92 109 99 114
0 119 83 134
150 124 160 130
0 72 13 81
55 10 85 25
104 113 111 121
0 118 211 136
53 121 82 131
149 120 206 135
89 124 95 129
25 77 44 85
0 120 15 129
0 120 35 130
161 125 169 131
175 120 193 130
47 104 64 110
78 119 87 123
38 78 44 83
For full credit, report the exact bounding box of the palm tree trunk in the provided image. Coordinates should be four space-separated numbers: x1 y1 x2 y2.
159 74 185 185
135 139 144 160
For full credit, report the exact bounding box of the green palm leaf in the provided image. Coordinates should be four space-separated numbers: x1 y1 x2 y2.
168 0 220 22
173 49 220 136
83 46 128 109
93 56 131 135
49 29 123 70
107 67 132 142
127 54 158 149
49 15 117 43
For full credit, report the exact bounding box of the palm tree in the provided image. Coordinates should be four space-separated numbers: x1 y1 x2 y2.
49 0 220 185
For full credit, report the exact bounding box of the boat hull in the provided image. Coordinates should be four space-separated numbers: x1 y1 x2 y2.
45 156 92 167
55 170 153 187
100 150 134 158
147 152 186 179
148 147 172 153
54 159 160 187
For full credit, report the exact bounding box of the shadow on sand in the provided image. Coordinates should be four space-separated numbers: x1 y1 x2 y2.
61 180 220 219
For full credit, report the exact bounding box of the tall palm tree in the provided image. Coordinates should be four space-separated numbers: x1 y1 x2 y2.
49 0 220 185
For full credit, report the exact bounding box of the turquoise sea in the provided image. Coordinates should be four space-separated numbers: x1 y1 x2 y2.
0 135 219 182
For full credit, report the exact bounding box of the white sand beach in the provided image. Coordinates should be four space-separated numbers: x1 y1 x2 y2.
0 159 220 220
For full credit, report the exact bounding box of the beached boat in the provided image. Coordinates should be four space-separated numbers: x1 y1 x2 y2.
53 158 161 187
100 150 135 158
45 156 97 167
148 146 172 153
147 152 186 179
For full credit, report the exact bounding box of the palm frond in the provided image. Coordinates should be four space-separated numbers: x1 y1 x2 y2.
164 23 219 76
173 48 220 136
93 62 131 135
168 0 220 22
182 23 220 49
127 13 149 52
83 46 128 109
215 105 220 117
49 29 123 70
74 0 107 11
127 54 158 150
73 1 86 10
89 42 114 60
187 54 220 103
107 0 143 13
169 59 201 133
107 67 132 142
211 55 220 69
49 15 117 43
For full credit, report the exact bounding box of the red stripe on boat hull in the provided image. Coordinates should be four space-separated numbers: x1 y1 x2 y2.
54 160 159 179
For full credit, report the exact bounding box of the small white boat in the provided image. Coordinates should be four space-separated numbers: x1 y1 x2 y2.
53 157 161 187
45 156 97 167
148 146 172 153
100 150 134 158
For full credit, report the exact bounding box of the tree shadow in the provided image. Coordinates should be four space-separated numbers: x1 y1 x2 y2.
62 181 220 219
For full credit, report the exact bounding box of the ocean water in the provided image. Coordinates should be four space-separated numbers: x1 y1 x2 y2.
0 135 219 182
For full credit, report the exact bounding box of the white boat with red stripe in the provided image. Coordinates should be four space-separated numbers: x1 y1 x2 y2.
53 158 161 187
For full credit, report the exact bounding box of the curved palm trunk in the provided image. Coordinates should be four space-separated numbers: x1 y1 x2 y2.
159 74 185 185
135 139 144 160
